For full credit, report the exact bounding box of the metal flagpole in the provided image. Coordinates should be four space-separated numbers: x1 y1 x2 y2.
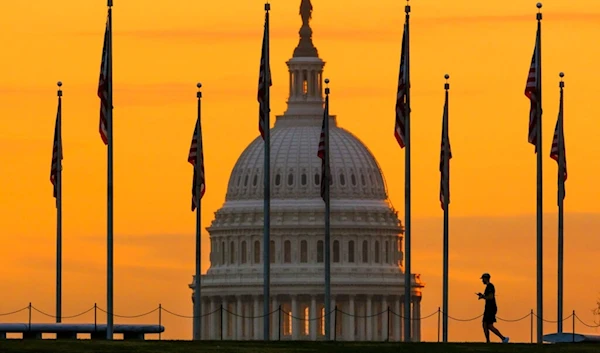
535 2 543 343
442 74 450 342
193 83 203 340
557 72 565 333
56 81 63 324
403 0 412 342
106 0 115 340
262 2 272 341
323 79 331 341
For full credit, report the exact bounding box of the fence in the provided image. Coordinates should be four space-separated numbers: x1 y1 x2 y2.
1 303 599 342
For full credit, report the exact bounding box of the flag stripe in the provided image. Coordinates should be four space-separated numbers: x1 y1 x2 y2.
318 96 331 201
189 120 206 211
550 91 567 202
258 11 272 140
98 18 110 145
50 98 63 200
394 23 408 149
525 27 540 151
439 100 452 210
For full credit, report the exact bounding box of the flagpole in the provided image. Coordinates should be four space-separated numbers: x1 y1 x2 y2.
442 74 450 342
262 2 272 341
403 0 412 342
557 72 565 333
193 83 203 340
323 79 331 341
56 81 63 324
106 0 114 340
535 2 543 343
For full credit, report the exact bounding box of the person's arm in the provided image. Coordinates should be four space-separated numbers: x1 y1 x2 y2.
483 284 495 300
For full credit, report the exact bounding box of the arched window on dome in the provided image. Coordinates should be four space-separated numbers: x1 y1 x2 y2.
362 240 369 263
333 240 340 263
320 307 325 335
351 174 357 186
252 174 258 186
287 173 294 186
339 173 346 186
303 307 309 335
244 174 249 187
302 71 308 95
374 241 380 263
314 173 320 186
361 174 366 186
284 240 291 263
254 240 260 264
300 240 308 263
270 240 275 264
241 241 247 264
230 241 235 264
317 240 324 263
221 241 226 265
275 173 281 186
385 241 389 264
301 173 307 186
348 241 355 263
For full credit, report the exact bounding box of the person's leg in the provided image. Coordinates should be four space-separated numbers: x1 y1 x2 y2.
482 321 490 343
488 323 505 340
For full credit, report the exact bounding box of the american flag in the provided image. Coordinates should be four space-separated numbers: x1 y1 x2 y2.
525 27 540 152
318 96 331 202
98 18 110 145
550 91 567 201
188 120 206 211
394 23 408 148
50 98 63 201
439 99 452 210
257 11 272 140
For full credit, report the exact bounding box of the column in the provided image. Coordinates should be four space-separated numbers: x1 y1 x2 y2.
394 297 401 342
382 297 388 341
253 296 260 340
236 297 243 340
414 297 421 342
366 296 373 341
291 296 299 340
222 298 229 340
244 300 251 340
330 296 337 339
272 295 279 340
348 296 355 341
210 298 217 339
310 296 317 340
201 300 208 339
410 296 419 342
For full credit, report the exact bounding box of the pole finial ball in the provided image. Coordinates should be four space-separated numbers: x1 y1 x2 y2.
325 78 330 84
559 72 564 78
57 81 62 87
444 74 450 80
197 83 202 89
537 2 542 8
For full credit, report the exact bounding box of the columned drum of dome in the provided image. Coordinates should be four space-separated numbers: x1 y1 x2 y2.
189 0 424 341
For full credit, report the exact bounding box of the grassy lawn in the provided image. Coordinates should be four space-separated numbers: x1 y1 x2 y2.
0 341 598 353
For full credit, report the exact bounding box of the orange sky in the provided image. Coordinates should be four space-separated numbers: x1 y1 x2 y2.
1 0 600 342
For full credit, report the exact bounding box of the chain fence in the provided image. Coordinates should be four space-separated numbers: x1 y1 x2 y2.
1 303 599 342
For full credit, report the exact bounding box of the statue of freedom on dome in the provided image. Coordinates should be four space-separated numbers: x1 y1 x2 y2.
300 0 313 26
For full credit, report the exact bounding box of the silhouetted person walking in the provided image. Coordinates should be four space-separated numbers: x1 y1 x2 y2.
477 273 509 343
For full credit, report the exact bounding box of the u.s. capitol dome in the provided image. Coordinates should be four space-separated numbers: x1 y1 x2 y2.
190 0 424 341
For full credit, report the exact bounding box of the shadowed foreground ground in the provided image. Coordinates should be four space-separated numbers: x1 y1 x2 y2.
0 341 599 353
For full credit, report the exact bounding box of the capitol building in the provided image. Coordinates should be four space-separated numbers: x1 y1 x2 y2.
190 1 424 342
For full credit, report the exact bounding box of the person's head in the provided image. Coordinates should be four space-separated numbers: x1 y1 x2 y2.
480 273 491 284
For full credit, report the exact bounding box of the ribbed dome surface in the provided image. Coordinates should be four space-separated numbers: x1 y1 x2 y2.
225 116 387 201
